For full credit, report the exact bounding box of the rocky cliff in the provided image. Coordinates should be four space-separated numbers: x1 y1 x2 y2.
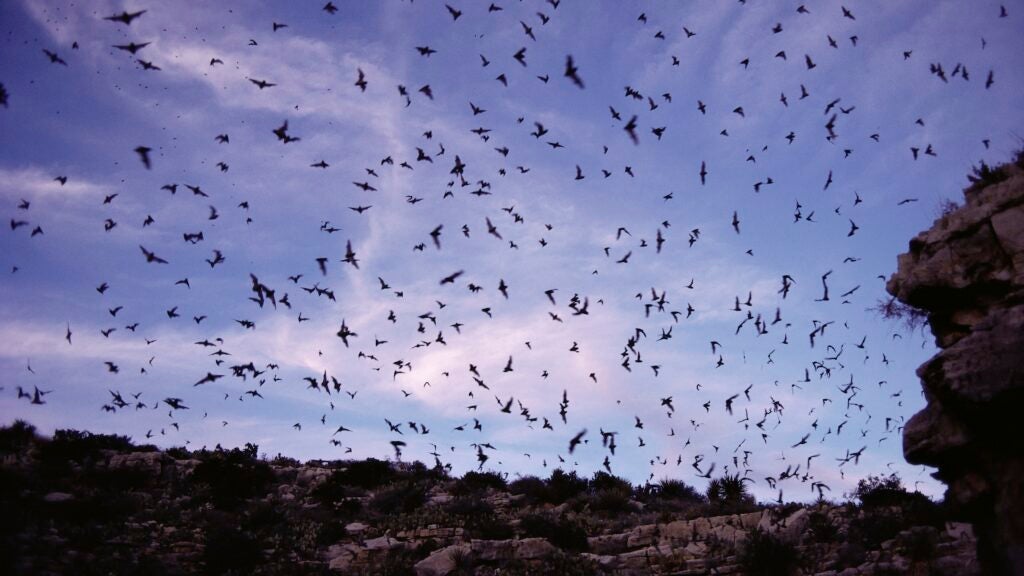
887 155 1024 576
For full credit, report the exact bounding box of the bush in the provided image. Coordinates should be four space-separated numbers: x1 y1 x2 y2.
311 473 359 508
848 509 905 551
805 510 838 543
452 470 507 495
519 513 588 552
508 475 547 501
898 526 938 563
40 429 136 465
738 529 800 576
370 481 426 515
331 459 396 489
589 488 637 515
165 446 192 459
270 454 301 467
653 478 704 502
203 525 262 575
967 160 1009 187
191 447 273 509
445 495 493 517
445 497 514 540
0 420 36 453
546 469 588 504
590 471 632 493
853 474 910 507
404 460 449 484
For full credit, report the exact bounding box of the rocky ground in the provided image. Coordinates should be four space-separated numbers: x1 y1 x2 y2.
0 422 979 575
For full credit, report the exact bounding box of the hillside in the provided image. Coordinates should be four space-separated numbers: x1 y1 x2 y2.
1 422 977 575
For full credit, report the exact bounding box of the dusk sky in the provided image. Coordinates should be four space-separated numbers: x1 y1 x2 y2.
1 0 1022 501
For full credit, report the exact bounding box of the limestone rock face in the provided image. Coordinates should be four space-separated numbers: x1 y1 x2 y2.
887 161 1024 576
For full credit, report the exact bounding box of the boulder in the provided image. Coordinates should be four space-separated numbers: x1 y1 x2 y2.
363 535 403 551
513 537 557 559
414 544 469 576
345 522 369 536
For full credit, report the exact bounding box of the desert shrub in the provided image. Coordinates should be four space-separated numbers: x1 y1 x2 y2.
848 509 905 550
519 514 588 552
852 474 944 532
452 470 507 495
331 458 396 489
446 498 514 540
450 547 475 573
589 487 637 515
360 547 419 576
805 510 838 543
854 473 907 507
370 481 427 515
508 475 547 501
546 469 588 503
738 528 800 576
589 471 631 493
898 526 938 562
311 472 359 507
38 429 136 471
654 478 705 502
203 525 262 575
472 515 515 540
0 420 36 453
165 446 192 459
706 473 755 510
445 495 494 517
191 446 273 509
270 454 301 467
967 159 1009 187
407 460 450 483
244 499 287 534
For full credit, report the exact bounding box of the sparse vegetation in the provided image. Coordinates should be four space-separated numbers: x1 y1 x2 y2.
519 513 589 552
738 528 800 576
0 423 970 575
452 470 507 495
871 296 929 333
967 159 1010 187
369 481 427 515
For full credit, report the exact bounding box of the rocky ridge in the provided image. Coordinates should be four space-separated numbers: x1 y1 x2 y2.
0 425 978 575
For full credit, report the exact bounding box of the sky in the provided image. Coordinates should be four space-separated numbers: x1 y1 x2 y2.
1 0 1022 502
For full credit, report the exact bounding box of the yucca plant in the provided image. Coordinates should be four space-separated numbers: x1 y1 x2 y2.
706 473 752 507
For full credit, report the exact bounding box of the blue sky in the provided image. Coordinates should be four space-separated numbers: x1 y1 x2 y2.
1 0 1021 501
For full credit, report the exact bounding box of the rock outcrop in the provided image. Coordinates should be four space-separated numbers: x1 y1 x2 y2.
887 157 1024 575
